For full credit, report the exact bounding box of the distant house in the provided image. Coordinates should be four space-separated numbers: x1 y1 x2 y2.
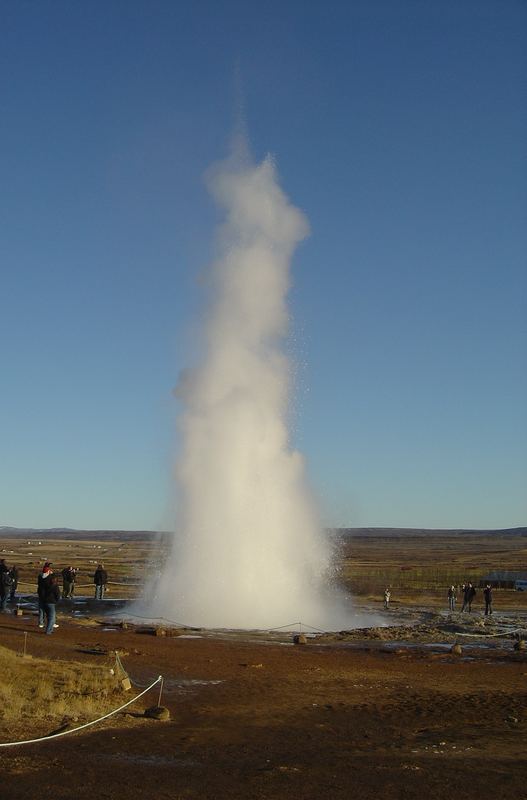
479 570 527 589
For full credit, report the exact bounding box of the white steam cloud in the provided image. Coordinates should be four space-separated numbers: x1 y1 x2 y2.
147 147 353 629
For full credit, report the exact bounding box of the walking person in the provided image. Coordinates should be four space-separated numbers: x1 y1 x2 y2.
483 583 493 616
94 564 108 600
448 585 457 613
41 573 61 634
383 587 391 610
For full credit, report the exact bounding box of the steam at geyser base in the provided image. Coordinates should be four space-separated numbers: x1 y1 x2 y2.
143 146 356 631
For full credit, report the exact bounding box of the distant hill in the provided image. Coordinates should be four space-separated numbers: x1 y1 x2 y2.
0 527 167 541
335 527 527 538
1 525 526 540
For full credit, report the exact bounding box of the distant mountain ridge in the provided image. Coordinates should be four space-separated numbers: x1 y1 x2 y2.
1 525 526 539
335 526 527 537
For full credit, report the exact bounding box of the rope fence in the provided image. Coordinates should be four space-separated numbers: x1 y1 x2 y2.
16 581 143 588
0 675 163 749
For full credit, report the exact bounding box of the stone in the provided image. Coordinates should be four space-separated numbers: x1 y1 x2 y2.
293 634 307 645
513 640 526 651
451 644 463 655
144 705 170 721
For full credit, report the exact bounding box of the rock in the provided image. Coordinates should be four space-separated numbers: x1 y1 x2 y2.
144 705 170 721
513 640 526 651
451 644 463 655
293 634 307 645
155 627 167 637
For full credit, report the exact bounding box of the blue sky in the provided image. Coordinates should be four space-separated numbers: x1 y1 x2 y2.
1 0 525 530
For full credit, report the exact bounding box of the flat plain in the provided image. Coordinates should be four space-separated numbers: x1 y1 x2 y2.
0 527 525 799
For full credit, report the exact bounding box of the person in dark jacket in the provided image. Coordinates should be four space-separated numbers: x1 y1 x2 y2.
41 574 61 634
0 559 10 611
61 566 76 599
94 564 108 600
8 565 19 602
483 583 493 616
463 582 476 613
37 563 53 627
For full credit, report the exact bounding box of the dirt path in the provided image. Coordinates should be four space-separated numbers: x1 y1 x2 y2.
1 612 526 800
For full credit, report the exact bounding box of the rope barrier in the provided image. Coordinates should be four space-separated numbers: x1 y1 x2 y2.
121 612 195 628
262 621 327 633
120 612 327 633
16 581 143 588
0 675 163 748
453 627 525 638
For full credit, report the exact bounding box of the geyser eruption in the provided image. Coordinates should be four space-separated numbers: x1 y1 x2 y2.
150 147 351 629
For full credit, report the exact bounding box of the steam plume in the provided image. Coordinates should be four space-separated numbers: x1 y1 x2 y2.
149 147 351 629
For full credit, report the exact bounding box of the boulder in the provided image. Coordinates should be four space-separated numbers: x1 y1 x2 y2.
450 643 463 656
144 705 170 721
293 634 307 645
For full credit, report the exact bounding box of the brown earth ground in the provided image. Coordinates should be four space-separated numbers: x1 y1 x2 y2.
1 611 526 799
0 529 526 799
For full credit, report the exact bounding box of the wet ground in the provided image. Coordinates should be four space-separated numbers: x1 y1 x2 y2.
1 602 526 799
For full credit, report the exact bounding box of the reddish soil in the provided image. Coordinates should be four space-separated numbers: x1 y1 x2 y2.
1 612 526 800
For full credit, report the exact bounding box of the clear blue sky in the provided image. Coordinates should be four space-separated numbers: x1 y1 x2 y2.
1 0 525 530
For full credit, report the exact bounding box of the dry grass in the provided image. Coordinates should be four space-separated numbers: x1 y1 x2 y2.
0 644 126 733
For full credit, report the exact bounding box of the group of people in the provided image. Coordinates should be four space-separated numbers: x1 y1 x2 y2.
0 559 19 610
1 558 109 634
36 562 109 634
448 582 493 615
382 582 494 616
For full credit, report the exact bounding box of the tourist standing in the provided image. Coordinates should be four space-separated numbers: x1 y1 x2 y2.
447 585 457 613
41 574 61 634
383 587 391 610
8 565 19 602
463 582 476 613
94 564 108 600
37 563 53 627
483 583 493 616
61 566 76 599
0 559 10 611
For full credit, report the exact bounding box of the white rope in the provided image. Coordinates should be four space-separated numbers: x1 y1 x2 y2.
0 675 163 748
453 627 525 638
16 581 142 589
